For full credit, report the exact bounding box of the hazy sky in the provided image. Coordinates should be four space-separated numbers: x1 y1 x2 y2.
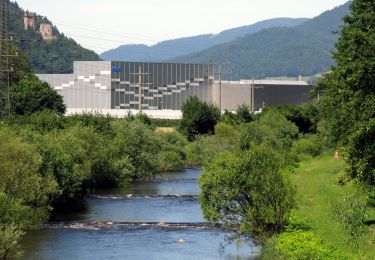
15 0 349 53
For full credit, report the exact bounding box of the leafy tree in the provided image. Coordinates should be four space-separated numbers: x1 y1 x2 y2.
236 104 253 123
0 128 58 221
240 111 299 152
10 75 66 115
318 0 375 186
199 145 296 239
263 104 319 134
179 96 221 141
0 224 24 259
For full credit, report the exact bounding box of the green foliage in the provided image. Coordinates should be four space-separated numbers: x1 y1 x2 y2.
262 230 346 260
291 134 323 160
156 131 187 172
199 145 296 239
185 123 239 166
331 190 368 250
0 224 24 259
9 75 66 115
179 96 221 141
235 104 253 123
152 119 181 128
0 127 58 258
263 104 319 134
346 118 375 185
240 111 299 152
318 0 375 186
110 119 161 180
0 128 57 221
38 126 94 203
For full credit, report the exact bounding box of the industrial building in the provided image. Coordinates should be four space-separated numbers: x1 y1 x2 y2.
37 61 312 118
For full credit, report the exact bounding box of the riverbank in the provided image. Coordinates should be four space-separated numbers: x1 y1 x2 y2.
262 156 375 258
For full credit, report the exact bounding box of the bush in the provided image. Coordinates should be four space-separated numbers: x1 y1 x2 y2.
262 230 346 260
185 130 238 167
235 104 253 123
291 134 323 160
38 126 94 203
156 131 187 172
0 224 24 259
179 96 221 141
263 104 319 134
331 190 368 250
10 74 66 115
199 145 296 239
240 111 299 152
0 128 57 219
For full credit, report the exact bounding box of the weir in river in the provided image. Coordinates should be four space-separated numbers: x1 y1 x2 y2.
21 169 261 259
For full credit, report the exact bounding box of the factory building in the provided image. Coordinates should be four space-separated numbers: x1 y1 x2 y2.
37 61 312 118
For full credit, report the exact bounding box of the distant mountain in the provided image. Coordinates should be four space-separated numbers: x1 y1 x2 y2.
100 18 308 62
169 2 351 79
8 0 100 74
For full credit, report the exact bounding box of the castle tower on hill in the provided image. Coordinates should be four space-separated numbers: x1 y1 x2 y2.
23 11 35 30
39 23 57 40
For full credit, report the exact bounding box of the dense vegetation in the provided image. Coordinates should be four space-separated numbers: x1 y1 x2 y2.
0 112 188 256
7 0 100 73
1 1 374 258
170 2 350 79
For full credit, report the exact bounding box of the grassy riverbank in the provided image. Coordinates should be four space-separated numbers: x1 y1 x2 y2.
288 156 375 258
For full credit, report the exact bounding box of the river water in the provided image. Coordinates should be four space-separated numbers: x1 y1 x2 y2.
21 169 261 259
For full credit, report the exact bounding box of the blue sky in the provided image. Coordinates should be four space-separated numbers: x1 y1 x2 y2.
15 0 350 53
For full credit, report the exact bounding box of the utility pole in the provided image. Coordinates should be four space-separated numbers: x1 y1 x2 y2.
251 76 255 112
210 60 230 112
218 63 222 111
130 65 151 114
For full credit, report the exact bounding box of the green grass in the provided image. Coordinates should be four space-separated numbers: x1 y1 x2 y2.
291 156 375 259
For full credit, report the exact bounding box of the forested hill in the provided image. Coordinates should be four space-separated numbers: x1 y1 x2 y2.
100 18 308 62
169 2 351 79
8 1 100 74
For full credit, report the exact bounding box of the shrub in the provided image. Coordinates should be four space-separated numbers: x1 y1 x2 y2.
291 134 323 160
240 111 299 152
236 104 253 123
179 96 221 141
199 145 296 239
331 190 368 250
262 230 346 260
0 224 24 259
10 74 66 115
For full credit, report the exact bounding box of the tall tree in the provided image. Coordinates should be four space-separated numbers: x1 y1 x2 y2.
318 0 375 185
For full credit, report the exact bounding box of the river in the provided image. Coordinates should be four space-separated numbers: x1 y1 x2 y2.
21 169 260 259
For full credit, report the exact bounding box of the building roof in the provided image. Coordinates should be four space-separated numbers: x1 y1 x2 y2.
217 80 309 86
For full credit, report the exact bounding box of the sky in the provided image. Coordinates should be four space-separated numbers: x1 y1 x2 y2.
15 0 349 54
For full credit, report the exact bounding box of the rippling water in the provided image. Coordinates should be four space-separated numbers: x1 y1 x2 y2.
21 169 261 259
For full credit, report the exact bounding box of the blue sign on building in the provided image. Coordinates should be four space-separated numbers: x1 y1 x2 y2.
112 66 121 72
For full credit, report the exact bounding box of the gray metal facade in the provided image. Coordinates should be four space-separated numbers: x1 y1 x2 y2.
38 61 112 109
111 61 214 110
37 61 214 110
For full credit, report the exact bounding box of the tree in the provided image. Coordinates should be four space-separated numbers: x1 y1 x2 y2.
318 0 375 186
236 104 253 123
199 145 296 239
9 75 66 115
179 96 221 141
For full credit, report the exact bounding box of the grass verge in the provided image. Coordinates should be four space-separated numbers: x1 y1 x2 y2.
290 156 375 258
